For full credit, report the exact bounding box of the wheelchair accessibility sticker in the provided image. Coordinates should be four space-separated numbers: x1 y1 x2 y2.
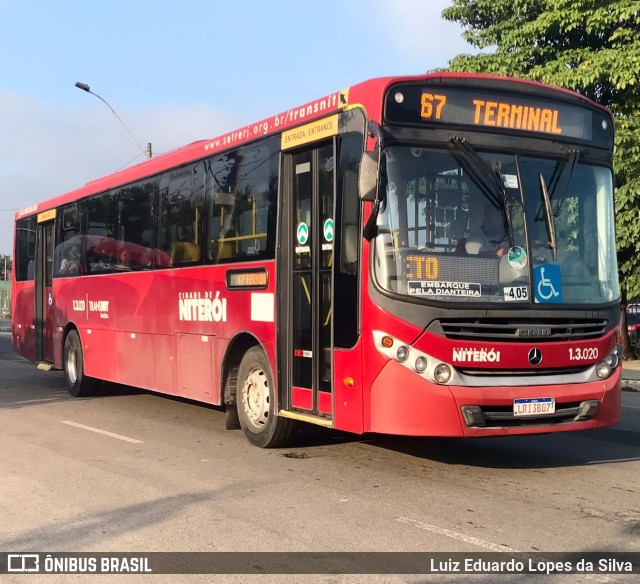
534 265 562 303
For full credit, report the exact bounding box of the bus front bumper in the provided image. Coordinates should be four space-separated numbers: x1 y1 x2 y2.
368 359 621 437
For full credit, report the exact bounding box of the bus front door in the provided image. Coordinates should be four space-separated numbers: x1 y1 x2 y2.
34 219 55 365
281 141 335 422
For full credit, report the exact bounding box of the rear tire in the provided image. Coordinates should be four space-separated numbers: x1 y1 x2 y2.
237 346 295 448
63 329 99 397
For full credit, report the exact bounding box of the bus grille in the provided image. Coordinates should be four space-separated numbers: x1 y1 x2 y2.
434 318 609 342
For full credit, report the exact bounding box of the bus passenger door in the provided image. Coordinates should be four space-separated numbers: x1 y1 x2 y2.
34 218 55 365
280 141 335 421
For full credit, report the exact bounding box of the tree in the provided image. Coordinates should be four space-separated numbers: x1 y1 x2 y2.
0 254 11 281
443 0 640 356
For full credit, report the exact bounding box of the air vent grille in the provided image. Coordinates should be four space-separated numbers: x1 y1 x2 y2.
435 319 609 342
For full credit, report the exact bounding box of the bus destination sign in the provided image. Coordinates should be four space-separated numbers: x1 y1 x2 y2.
384 84 612 147
424 94 563 135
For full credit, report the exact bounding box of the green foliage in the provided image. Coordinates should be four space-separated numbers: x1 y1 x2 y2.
442 0 640 301
0 254 10 281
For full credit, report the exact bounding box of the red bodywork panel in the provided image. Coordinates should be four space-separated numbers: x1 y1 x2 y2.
369 360 620 437
11 282 35 362
13 263 277 405
357 299 621 437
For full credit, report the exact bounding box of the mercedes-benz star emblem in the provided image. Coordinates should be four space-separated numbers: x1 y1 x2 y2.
528 347 543 366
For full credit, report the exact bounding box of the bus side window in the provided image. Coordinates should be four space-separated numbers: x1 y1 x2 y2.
85 192 117 273
334 133 363 348
157 162 204 268
205 149 237 264
340 166 359 275
15 216 37 282
116 179 158 271
205 136 279 264
54 203 84 278
208 191 236 264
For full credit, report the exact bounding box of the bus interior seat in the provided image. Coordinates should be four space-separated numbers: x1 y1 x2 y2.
208 237 235 263
218 238 235 260
170 241 201 265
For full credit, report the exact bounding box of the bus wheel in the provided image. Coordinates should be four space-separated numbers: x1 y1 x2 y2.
237 346 295 448
63 330 98 397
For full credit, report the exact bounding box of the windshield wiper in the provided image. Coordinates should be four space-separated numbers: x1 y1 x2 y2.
547 150 579 217
535 150 579 259
492 164 515 251
539 173 558 261
450 137 515 249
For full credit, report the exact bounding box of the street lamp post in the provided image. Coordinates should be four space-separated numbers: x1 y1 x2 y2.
75 82 151 159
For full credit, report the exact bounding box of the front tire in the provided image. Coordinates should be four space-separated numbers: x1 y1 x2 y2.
63 329 99 397
237 346 295 448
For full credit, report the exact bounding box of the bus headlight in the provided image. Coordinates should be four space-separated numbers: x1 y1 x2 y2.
415 357 428 374
373 332 456 384
596 361 612 379
396 345 409 362
434 363 452 384
597 344 623 377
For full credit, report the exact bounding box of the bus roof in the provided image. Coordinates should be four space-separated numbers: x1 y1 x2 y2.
16 71 610 221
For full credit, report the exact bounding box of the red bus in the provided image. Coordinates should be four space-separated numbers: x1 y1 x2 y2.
12 73 622 447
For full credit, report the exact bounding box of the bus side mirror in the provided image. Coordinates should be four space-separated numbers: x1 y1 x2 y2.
358 151 379 202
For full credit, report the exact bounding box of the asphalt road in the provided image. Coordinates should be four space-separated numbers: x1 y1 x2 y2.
0 330 639 584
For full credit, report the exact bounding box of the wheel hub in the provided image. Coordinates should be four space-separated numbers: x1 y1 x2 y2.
242 368 269 429
67 348 78 384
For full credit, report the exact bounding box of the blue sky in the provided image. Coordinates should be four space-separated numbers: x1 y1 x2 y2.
0 0 473 255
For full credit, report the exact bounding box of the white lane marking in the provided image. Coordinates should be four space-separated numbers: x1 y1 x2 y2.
397 517 514 552
62 421 143 444
622 405 640 410
398 517 612 582
6 398 66 406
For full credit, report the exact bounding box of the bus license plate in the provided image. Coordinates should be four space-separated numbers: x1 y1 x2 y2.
513 398 556 417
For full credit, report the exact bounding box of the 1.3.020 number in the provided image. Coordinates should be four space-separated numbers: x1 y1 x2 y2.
569 347 598 361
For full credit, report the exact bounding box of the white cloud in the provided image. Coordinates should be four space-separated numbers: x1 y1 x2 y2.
0 91 238 255
368 0 474 69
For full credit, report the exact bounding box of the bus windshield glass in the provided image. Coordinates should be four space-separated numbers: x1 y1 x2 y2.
373 146 619 305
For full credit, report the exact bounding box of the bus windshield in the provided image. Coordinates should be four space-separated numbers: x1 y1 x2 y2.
373 145 619 305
